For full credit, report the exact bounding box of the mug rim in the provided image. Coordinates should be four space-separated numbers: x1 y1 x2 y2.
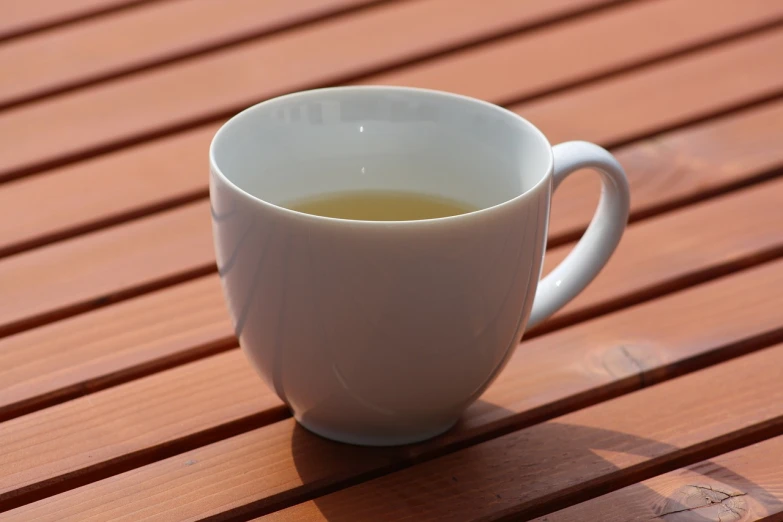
209 85 554 226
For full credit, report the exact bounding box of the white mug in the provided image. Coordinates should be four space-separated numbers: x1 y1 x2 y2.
210 86 629 446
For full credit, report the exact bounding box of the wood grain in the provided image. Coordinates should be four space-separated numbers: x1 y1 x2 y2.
3 1 783 520
2 92 782 261
3 151 781 347
3 98 782 420
532 435 783 521
8 315 783 521
358 0 783 104
0 200 214 338
0 0 384 108
0 275 231 421
0 350 285 510
537 178 783 333
4 0 783 259
0 0 624 180
263 345 783 522
517 27 783 147
0 0 149 41
4 255 783 517
549 99 783 245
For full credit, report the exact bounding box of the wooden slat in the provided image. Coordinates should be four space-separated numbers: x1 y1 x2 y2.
2 10 783 258
0 350 286 510
537 178 783 333
0 123 219 258
358 0 783 103
2 146 781 344
0 200 213 338
266 346 783 522
0 0 148 41
549 99 783 245
518 28 783 147
0 275 231 421
0 21 780 262
2 92 782 260
0 0 625 180
531 436 783 521
2 103 781 423
0 0 384 108
7 310 783 521
2 242 782 512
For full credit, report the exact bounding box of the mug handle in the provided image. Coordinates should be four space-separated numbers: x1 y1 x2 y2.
527 141 631 329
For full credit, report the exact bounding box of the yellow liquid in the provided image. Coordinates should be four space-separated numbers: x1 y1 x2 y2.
287 190 477 221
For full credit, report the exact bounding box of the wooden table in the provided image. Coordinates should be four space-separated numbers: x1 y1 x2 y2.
2 0 783 520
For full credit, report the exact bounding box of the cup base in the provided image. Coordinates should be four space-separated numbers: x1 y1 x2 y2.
295 414 459 446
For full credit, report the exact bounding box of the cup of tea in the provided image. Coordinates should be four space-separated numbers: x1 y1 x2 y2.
209 86 630 446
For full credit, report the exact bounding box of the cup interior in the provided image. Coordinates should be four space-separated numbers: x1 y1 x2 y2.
210 87 552 212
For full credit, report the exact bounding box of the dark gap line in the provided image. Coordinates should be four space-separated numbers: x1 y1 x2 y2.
604 90 783 151
0 262 216 339
0 0 172 45
4 242 783 514
498 17 783 110
2 156 781 419
2 101 780 342
507 416 783 521
2 51 782 263
208 321 783 520
528 241 783 339
2 3 783 509
0 0 651 184
0 0 406 111
0 336 238 423
547 162 783 249
2 167 781 421
0 404 292 513
0 187 209 259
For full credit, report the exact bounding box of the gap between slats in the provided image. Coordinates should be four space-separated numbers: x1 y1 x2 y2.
529 435 783 522
0 0 404 110
0 93 778 418
0 0 159 43
3 101 783 420
250 347 783 522
2 187 783 511
2 102 781 341
6 317 783 519
1 1 781 183
1 7 783 512
3 9 783 259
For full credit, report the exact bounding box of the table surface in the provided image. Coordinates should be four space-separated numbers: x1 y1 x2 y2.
2 0 783 520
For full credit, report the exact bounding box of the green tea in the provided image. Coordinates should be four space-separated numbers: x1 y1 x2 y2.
286 190 477 221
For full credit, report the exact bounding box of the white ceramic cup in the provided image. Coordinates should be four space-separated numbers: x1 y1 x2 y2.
210 86 630 446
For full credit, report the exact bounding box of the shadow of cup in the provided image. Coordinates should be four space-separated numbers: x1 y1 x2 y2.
289 400 781 521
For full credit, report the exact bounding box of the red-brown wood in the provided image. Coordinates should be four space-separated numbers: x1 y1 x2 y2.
3 95 782 423
0 275 231 420
3 160 781 349
2 1 782 519
8 337 783 521
0 349 285 510
0 0 149 41
359 0 783 105
517 28 783 146
531 435 783 521
538 179 783 332
550 99 783 245
263 345 783 522
3 252 782 515
0 0 384 108
0 0 625 180
4 2 783 258
0 200 214 338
